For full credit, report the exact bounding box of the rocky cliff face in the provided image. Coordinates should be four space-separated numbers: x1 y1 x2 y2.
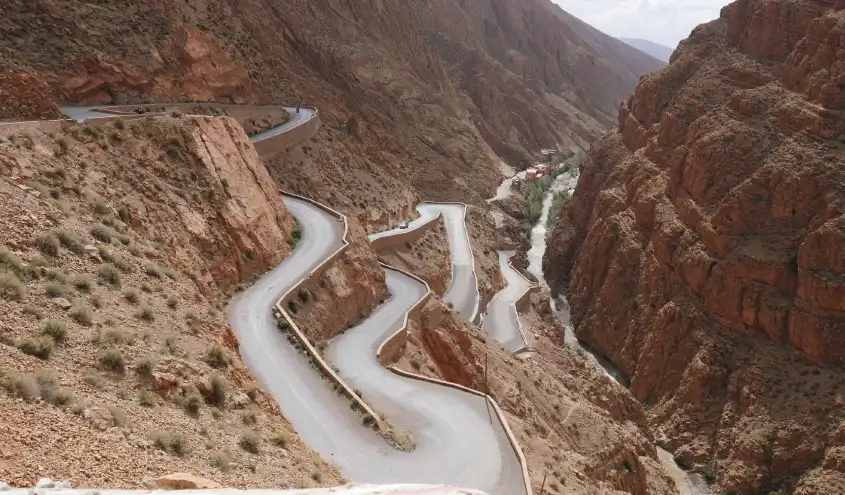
544 1 845 493
394 299 678 495
2 0 659 211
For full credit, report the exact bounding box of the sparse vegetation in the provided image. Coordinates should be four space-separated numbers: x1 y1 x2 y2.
23 305 44 319
136 304 155 321
98 328 127 346
239 430 261 453
82 368 103 388
270 430 291 448
151 430 188 457
17 336 54 360
207 373 228 406
135 356 157 377
97 263 122 286
166 295 179 309
206 345 229 369
72 274 94 292
90 224 114 243
40 319 67 343
70 304 93 327
57 230 85 255
36 233 61 257
144 263 163 279
242 410 258 425
138 389 157 407
210 450 233 472
1 372 39 399
181 392 203 415
123 288 140 304
0 271 24 301
99 348 126 372
44 281 70 298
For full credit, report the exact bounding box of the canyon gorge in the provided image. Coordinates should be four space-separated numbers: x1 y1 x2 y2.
4 0 844 494
545 0 845 494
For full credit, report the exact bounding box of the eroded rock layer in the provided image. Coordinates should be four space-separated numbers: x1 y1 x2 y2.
545 1 845 493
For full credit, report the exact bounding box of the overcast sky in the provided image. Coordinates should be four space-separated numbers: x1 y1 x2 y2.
552 0 729 48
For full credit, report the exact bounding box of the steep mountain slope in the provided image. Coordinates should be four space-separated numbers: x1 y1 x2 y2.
617 38 674 63
0 0 660 215
545 1 845 494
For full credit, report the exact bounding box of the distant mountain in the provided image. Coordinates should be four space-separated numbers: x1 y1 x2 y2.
617 38 674 63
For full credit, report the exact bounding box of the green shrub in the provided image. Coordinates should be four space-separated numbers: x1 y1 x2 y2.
36 233 61 257
1 372 39 399
44 281 69 298
181 392 203 415
206 345 229 369
136 305 155 322
97 264 121 286
82 368 103 388
138 389 157 407
117 234 132 246
23 305 44 319
72 274 94 292
239 430 261 453
41 319 68 343
241 410 258 425
0 271 24 301
270 431 291 448
17 336 54 359
69 305 93 327
90 224 114 243
210 451 232 472
207 373 228 406
164 268 177 280
99 348 125 372
98 328 127 346
135 356 157 377
151 430 188 457
45 268 66 283
123 288 139 304
56 230 85 255
144 263 163 279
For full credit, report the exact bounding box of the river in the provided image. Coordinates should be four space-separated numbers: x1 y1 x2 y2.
498 165 701 495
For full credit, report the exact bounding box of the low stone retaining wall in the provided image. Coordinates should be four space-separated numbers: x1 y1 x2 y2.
253 108 320 159
374 260 532 495
375 264 433 366
385 366 533 495
273 192 383 429
370 214 442 252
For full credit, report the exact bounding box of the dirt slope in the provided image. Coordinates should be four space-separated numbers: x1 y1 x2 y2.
545 1 845 493
0 117 340 488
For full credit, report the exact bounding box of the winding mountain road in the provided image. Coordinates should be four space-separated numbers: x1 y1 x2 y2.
62 105 526 495
369 204 479 321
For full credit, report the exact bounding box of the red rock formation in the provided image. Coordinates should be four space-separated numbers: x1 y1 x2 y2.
545 1 845 493
0 71 61 120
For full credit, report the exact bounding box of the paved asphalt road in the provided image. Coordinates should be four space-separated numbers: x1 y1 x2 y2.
481 251 533 352
64 106 525 495
370 204 479 321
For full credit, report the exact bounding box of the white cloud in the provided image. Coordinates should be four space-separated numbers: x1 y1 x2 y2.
551 0 728 48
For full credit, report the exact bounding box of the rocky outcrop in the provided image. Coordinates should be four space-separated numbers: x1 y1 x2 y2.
0 71 61 121
544 2 845 493
289 217 388 344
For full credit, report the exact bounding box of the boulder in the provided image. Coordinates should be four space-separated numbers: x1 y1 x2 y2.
53 298 72 310
155 473 221 490
153 372 181 390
